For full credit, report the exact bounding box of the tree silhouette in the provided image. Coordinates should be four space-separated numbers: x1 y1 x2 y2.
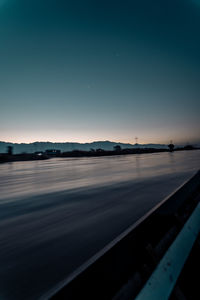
7 146 13 155
168 142 174 152
114 145 121 152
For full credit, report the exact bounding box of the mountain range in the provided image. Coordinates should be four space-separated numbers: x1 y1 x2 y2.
0 141 169 154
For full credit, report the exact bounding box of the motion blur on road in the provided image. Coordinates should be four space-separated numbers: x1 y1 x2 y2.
0 150 199 299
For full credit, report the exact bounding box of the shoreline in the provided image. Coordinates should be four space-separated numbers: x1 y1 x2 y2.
0 147 199 164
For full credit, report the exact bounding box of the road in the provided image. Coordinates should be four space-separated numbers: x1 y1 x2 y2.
0 150 199 299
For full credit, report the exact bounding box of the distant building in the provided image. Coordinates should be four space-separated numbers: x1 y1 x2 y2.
45 149 61 156
35 151 44 156
96 148 104 153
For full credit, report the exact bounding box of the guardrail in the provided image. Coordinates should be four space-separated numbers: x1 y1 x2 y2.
135 202 200 300
42 170 200 300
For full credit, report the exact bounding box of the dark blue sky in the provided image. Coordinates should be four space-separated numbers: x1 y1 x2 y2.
0 0 200 144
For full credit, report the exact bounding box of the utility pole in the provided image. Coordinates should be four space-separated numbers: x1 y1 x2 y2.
135 137 138 144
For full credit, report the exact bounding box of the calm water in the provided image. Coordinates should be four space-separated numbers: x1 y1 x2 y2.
0 150 199 299
1 150 200 202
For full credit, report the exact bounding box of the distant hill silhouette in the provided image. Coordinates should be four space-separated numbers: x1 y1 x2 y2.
0 141 169 154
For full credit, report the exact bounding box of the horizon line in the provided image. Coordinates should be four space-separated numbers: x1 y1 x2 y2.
0 140 199 146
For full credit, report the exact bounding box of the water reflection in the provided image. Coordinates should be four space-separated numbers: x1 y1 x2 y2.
168 152 177 173
135 155 141 177
0 150 199 202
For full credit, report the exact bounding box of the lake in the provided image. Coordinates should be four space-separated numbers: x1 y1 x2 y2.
0 150 199 299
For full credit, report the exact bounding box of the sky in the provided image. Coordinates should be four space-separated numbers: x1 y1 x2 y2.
0 0 200 145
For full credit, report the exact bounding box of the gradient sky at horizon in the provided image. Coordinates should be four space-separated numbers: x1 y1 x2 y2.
0 0 200 144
